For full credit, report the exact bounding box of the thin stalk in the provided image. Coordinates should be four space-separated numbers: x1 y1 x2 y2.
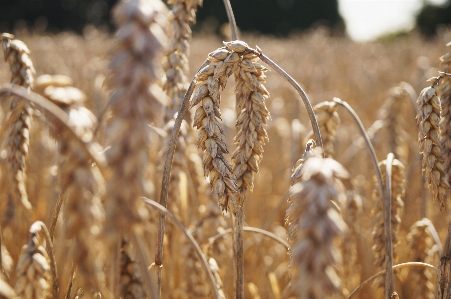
144 198 221 299
234 207 244 299
348 262 437 299
50 192 65 241
222 0 238 40
132 232 158 299
254 51 323 149
206 226 289 249
155 60 208 297
438 208 451 298
0 85 108 178
31 221 59 299
64 267 75 299
333 98 384 203
384 153 395 299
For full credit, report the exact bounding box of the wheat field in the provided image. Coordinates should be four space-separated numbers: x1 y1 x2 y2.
0 1 451 298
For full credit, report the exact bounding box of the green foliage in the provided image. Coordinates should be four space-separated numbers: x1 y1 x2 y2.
416 0 451 37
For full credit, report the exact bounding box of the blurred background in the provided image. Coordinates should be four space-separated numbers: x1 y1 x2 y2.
0 0 450 41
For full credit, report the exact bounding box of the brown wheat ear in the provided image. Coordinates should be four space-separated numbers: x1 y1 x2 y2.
417 81 451 210
306 101 339 157
286 148 349 298
0 33 35 224
34 75 106 293
371 158 405 288
439 43 451 183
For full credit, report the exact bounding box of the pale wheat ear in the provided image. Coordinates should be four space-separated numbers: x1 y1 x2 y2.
1 33 35 226
286 148 348 298
34 74 106 295
15 221 57 299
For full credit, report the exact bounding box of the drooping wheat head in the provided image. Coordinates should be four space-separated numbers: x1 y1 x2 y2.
306 101 339 157
417 82 450 209
439 43 451 183
191 43 258 213
34 75 106 293
14 224 50 299
406 218 436 299
286 148 349 298
0 33 35 224
231 47 270 200
371 158 405 288
104 0 169 239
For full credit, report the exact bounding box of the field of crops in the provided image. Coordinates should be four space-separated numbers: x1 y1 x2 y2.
1 1 451 299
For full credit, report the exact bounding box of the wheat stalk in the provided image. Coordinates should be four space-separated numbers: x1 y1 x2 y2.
287 148 348 298
371 156 405 290
417 80 450 209
0 33 34 225
34 75 105 294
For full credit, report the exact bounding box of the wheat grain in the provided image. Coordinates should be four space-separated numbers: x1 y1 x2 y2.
0 33 34 224
0 279 18 299
34 75 105 293
371 158 405 288
417 82 450 209
286 148 348 298
104 0 169 239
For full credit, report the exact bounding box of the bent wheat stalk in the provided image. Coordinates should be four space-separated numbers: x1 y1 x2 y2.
348 262 437 299
143 198 221 299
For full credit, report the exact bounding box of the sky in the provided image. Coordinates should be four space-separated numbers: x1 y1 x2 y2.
338 0 447 41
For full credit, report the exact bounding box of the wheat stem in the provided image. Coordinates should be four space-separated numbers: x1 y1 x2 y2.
234 208 245 299
0 85 108 177
348 262 437 299
49 192 65 241
222 0 238 40
255 52 323 148
206 226 289 249
384 153 395 299
64 267 75 299
333 97 384 202
155 59 209 294
144 198 221 299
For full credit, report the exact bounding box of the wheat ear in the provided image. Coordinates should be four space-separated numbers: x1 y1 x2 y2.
34 75 105 294
417 80 450 209
15 222 53 299
371 156 405 290
406 218 436 299
306 101 339 157
287 148 348 298
0 33 34 222
439 43 451 182
104 0 168 238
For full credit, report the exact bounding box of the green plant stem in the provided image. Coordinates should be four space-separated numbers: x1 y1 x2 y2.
144 198 221 299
